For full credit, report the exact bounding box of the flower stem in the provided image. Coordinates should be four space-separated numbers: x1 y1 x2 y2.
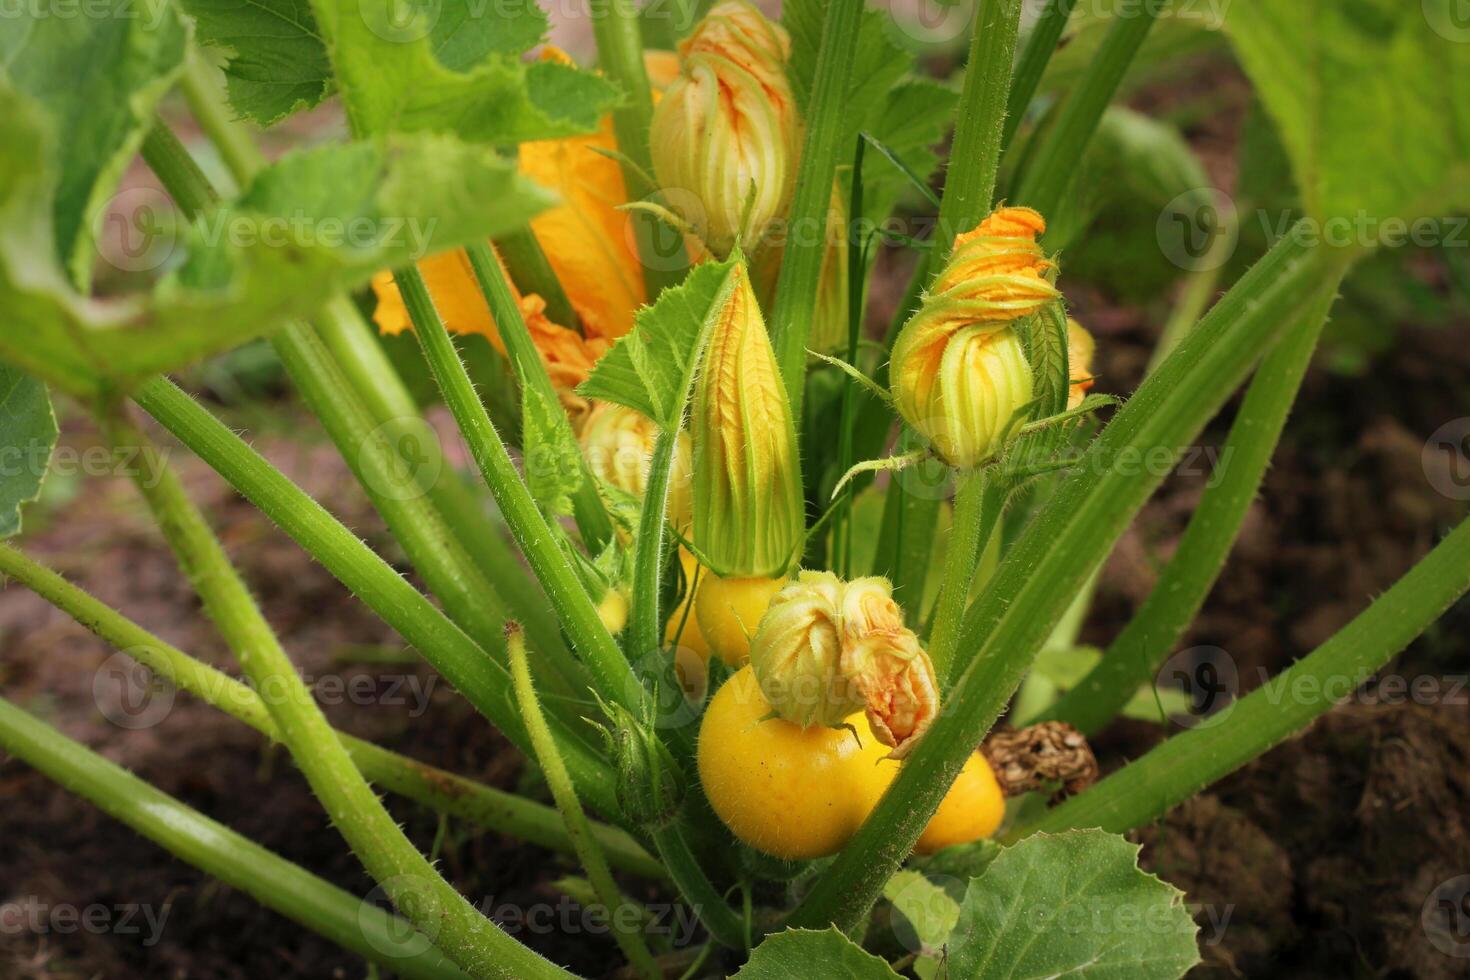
629 425 680 665
1040 273 1345 733
936 0 1025 255
396 264 644 714
0 696 471 980
1016 514 1470 837
97 409 564 979
770 0 865 418
1013 0 1162 218
1000 0 1080 151
508 625 662 980
927 469 1007 684
649 822 748 950
494 225 582 333
461 240 614 552
132 378 618 815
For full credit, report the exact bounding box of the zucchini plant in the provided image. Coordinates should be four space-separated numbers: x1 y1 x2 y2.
1 0 1467 976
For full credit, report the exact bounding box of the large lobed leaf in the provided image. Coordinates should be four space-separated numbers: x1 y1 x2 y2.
578 256 741 430
303 0 618 142
0 84 553 398
733 928 902 979
947 830 1200 978
1226 0 1470 224
0 366 58 539
2 0 187 287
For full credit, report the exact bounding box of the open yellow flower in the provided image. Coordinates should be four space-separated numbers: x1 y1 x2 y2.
890 206 1061 468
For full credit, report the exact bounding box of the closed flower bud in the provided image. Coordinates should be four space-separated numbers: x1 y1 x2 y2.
579 402 693 531
692 262 804 579
593 699 685 830
1066 317 1097 410
891 207 1060 468
748 573 939 758
749 572 863 728
650 0 801 256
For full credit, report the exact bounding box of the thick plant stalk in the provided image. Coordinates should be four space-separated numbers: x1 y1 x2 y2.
1019 514 1470 836
936 0 1025 255
1012 0 1162 218
396 265 644 714
461 240 615 552
507 625 661 980
0 542 659 879
926 471 1007 684
1001 0 1081 151
132 379 617 816
0 697 470 980
787 229 1349 933
769 0 864 416
1043 275 1345 733
97 410 569 979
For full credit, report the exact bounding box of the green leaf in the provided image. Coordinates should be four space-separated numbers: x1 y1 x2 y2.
1225 0 1470 224
578 256 741 429
858 80 959 226
2 0 187 286
178 0 334 126
884 869 959 978
0 85 553 398
520 368 582 518
948 830 1200 979
733 928 903 980
306 0 616 142
0 365 58 539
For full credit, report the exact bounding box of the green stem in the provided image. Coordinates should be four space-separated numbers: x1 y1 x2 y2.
0 542 658 879
1000 0 1080 151
871 455 942 628
787 229 1348 933
927 471 1006 684
629 426 680 664
1018 515 1470 836
462 240 614 552
590 0 685 296
397 265 643 714
936 0 1025 255
649 822 747 950
508 626 661 980
495 226 582 333
180 49 266 182
310 294 567 660
0 697 470 980
770 0 864 418
98 411 563 979
133 378 617 816
1012 0 1161 218
1043 274 1344 734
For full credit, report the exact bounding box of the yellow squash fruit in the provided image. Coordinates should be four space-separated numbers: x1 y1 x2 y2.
694 573 787 667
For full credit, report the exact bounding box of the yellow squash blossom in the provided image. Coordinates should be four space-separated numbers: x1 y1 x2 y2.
890 206 1061 468
1067 317 1097 410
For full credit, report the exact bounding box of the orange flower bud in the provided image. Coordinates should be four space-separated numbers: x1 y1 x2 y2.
890 206 1061 468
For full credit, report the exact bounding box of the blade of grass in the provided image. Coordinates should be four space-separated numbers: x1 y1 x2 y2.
133 378 618 816
98 409 568 979
1041 273 1345 734
770 0 865 418
787 227 1350 932
1016 515 1470 836
507 624 661 980
1000 0 1080 151
0 696 471 980
0 542 658 877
